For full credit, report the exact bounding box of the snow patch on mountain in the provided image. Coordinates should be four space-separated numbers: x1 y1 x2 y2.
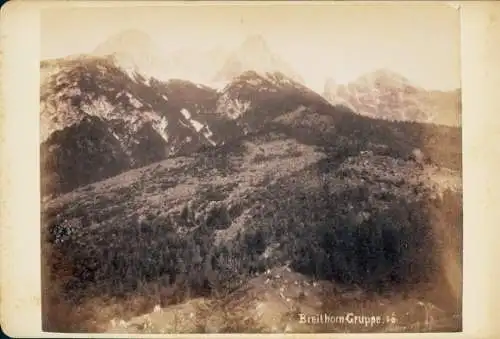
179 108 209 133
203 126 214 138
216 92 252 119
180 108 191 120
190 119 204 132
202 126 217 146
81 96 116 119
110 130 121 141
151 116 169 143
126 92 143 109
264 72 293 86
123 66 137 80
206 138 217 147
246 78 263 86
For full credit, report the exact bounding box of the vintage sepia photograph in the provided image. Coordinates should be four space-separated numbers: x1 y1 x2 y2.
39 2 463 334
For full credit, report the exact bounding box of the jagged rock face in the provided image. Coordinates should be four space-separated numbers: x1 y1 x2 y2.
40 55 322 197
322 69 461 126
40 55 221 196
40 54 462 199
213 35 304 85
41 55 165 141
215 70 330 135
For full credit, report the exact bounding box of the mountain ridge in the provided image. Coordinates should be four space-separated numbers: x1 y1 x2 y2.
40 55 222 195
40 55 462 197
212 34 305 85
89 30 304 87
322 69 461 126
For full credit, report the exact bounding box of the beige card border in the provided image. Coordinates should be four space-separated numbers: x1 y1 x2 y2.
0 1 498 338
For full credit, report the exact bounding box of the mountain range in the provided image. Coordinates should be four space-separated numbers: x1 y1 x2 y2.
39 51 328 196
323 70 461 126
40 30 463 333
90 29 302 88
59 29 462 124
40 31 462 196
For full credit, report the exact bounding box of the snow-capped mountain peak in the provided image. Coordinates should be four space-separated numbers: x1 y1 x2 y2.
212 35 304 85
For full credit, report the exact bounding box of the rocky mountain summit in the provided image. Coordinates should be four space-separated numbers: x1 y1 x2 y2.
213 35 304 85
40 55 221 195
322 69 461 126
92 29 170 81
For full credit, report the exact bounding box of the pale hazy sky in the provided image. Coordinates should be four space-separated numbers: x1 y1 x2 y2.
40 3 461 92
